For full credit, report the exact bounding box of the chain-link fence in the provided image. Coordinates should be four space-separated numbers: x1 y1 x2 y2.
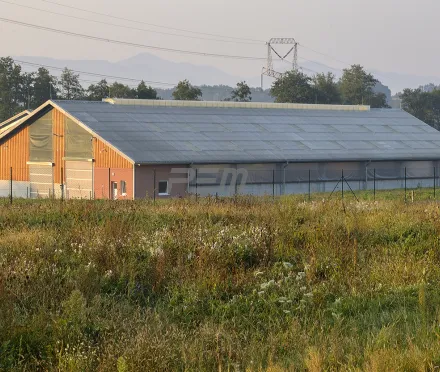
2 165 440 203
187 166 440 202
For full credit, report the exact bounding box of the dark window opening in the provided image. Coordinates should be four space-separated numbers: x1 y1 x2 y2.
158 181 169 195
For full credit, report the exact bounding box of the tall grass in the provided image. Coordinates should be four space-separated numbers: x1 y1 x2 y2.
1 197 440 370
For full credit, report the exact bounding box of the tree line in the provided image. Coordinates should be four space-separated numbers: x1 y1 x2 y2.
399 88 440 130
5 56 438 131
0 57 159 121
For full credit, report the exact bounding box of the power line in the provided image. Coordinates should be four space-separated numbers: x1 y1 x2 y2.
298 43 397 84
0 0 262 46
39 0 264 44
15 59 176 86
19 65 136 87
299 44 349 66
0 17 266 61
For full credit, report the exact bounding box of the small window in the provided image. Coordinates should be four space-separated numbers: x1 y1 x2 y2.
158 181 169 195
120 180 127 196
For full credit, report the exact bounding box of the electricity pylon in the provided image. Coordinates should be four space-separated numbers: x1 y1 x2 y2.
261 38 298 89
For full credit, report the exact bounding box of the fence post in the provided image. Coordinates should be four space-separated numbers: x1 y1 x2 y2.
341 169 344 200
272 169 275 199
283 166 286 195
404 167 407 203
434 167 436 200
61 167 64 201
195 168 198 202
153 168 156 204
108 168 111 200
374 169 376 201
308 169 311 201
10 167 12 205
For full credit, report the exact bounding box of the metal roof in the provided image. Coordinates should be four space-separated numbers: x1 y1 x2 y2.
0 110 32 139
53 100 440 164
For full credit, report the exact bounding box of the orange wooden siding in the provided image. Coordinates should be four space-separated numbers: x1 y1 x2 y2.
93 138 132 169
52 109 65 184
0 125 29 181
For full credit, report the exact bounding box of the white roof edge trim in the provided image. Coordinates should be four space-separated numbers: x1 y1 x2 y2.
102 98 371 112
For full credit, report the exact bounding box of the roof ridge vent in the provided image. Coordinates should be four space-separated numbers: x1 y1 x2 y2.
103 98 370 111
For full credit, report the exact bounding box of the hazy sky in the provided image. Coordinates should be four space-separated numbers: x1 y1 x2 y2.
0 0 438 81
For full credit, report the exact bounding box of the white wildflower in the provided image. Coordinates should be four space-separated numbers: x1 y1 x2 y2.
260 280 275 290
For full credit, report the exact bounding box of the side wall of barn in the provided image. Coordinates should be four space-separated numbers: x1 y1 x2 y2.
134 165 189 199
93 137 134 200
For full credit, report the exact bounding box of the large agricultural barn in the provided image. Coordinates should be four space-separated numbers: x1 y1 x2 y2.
1 98 440 199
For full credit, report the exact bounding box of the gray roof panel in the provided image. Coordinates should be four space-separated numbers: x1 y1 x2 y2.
53 101 440 164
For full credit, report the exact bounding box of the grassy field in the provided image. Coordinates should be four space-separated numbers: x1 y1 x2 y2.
2 195 440 371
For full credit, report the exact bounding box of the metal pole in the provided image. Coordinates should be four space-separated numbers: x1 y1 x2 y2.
10 167 12 205
235 166 238 197
273 169 275 199
308 169 311 201
283 166 286 195
195 168 198 202
342 169 344 200
108 168 111 200
405 167 407 203
61 167 64 201
153 168 156 203
374 169 376 201
434 167 436 200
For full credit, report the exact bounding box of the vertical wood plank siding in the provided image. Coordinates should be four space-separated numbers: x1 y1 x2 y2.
0 107 133 185
94 138 132 169
52 109 65 184
0 125 29 181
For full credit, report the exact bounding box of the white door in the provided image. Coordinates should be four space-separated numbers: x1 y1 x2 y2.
111 182 118 200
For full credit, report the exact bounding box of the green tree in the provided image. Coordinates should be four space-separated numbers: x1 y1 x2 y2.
109 82 136 99
21 72 35 110
87 79 109 101
368 92 390 109
339 65 377 105
33 67 58 107
400 88 440 129
270 70 314 103
136 81 158 99
400 89 430 122
0 57 25 121
59 68 84 100
231 81 252 102
426 90 440 129
172 80 202 101
312 72 341 104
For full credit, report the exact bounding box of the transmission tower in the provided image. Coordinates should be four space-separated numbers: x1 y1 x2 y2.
261 38 298 88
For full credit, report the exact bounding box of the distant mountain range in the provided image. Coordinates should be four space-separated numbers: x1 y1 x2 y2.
14 53 440 95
